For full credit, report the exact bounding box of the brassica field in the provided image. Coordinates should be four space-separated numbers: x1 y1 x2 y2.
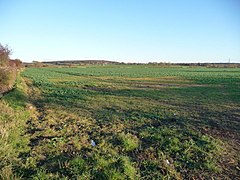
2 65 240 179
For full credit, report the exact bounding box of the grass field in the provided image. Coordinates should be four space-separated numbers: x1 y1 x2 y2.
1 65 240 179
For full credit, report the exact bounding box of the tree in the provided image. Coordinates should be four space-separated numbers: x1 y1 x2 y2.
0 44 12 66
33 61 44 67
13 59 23 68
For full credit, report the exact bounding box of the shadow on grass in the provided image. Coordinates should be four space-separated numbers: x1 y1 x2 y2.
36 80 240 135
2 88 27 109
20 80 240 179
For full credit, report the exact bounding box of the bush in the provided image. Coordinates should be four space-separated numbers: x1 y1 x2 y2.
0 44 11 67
0 68 17 94
0 44 22 94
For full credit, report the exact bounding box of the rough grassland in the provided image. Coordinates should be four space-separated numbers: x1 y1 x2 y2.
1 65 239 179
0 76 30 179
0 67 17 94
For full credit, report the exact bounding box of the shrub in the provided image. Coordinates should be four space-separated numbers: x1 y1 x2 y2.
0 68 17 94
0 44 21 94
0 44 11 67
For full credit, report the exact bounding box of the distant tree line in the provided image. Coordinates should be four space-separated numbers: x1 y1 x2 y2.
24 59 240 68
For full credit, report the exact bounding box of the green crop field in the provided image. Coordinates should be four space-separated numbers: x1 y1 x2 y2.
1 65 240 179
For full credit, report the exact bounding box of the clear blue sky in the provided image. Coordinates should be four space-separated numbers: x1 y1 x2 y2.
1 0 240 63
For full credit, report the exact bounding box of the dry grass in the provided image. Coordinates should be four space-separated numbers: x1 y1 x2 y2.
0 67 17 94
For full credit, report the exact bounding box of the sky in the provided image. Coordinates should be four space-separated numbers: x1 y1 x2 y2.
1 0 240 63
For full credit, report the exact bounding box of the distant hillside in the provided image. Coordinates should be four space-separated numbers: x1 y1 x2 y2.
42 60 121 65
23 60 240 68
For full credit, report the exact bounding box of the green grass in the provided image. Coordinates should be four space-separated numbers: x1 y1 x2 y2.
117 132 139 152
2 65 239 179
0 76 30 179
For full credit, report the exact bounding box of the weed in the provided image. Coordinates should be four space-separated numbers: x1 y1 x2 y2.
117 132 139 152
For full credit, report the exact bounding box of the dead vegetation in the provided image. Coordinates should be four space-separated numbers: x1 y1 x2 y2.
0 43 22 94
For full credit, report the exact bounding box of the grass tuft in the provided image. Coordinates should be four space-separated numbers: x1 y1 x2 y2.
118 132 139 152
